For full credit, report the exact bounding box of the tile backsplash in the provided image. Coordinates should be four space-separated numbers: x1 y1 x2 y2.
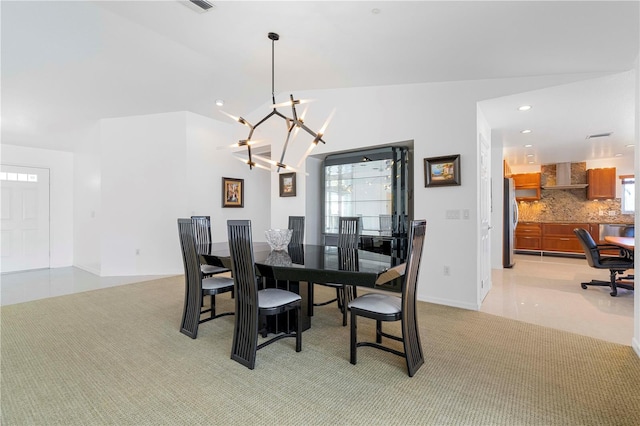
517 189 632 223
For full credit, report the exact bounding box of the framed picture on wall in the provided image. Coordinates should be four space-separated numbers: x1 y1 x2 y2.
222 177 244 207
424 154 461 187
279 172 296 197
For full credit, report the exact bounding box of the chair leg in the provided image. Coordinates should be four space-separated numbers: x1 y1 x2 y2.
376 320 382 344
308 282 314 316
296 305 302 352
610 270 619 297
210 294 215 319
350 310 357 365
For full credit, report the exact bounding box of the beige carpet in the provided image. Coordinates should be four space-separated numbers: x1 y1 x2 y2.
1 276 639 425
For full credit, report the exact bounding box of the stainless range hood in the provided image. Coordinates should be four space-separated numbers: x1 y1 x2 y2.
541 162 589 190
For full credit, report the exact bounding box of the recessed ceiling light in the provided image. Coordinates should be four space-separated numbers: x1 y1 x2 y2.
521 129 532 134
615 153 623 157
626 144 635 148
524 144 533 148
371 8 381 14
518 105 532 111
527 154 534 157
215 99 224 107
528 161 535 164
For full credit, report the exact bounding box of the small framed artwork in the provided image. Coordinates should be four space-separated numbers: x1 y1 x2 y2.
222 177 244 208
279 172 296 197
424 154 461 187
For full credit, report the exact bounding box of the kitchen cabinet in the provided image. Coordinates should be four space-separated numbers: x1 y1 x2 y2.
515 222 541 250
587 168 616 200
512 173 541 201
541 223 598 253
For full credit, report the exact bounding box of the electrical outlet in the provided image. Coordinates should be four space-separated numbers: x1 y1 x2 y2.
443 266 450 276
608 211 616 216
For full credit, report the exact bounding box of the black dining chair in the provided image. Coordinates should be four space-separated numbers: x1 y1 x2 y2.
177 218 234 339
191 215 231 278
310 216 360 326
288 216 305 245
227 220 302 370
348 219 426 377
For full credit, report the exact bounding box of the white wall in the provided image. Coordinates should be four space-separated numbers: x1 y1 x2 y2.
95 111 272 276
186 112 271 246
74 123 102 274
1 144 74 268
259 74 597 310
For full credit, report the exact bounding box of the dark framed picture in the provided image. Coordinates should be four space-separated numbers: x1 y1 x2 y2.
424 155 461 187
279 172 296 197
222 177 244 207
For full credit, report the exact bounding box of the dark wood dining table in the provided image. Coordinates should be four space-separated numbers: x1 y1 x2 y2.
199 243 407 332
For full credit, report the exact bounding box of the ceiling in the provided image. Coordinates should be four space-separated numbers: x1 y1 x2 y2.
2 1 639 164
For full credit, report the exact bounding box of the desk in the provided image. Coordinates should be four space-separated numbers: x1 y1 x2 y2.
200 244 406 331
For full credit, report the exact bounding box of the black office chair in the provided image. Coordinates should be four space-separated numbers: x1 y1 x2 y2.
310 216 360 326
227 220 302 370
288 216 305 245
573 228 634 297
177 218 234 339
348 219 427 377
191 215 231 278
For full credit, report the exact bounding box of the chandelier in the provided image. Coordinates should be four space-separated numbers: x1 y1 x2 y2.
223 32 330 172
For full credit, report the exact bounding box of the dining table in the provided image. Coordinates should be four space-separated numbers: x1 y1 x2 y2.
199 243 407 332
603 236 635 251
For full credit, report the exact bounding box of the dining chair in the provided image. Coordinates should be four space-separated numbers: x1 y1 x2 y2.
310 216 360 326
191 215 231 278
177 218 234 339
573 228 634 297
348 219 426 377
227 220 302 370
288 216 305 245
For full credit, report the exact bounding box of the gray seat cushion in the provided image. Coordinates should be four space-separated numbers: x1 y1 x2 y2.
348 293 401 315
258 288 301 309
202 276 234 291
201 264 230 275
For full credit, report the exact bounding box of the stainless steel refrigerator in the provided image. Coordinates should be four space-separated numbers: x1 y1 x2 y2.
503 177 518 268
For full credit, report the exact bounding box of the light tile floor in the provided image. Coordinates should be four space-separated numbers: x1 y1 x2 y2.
483 253 634 346
0 267 171 307
1 254 635 346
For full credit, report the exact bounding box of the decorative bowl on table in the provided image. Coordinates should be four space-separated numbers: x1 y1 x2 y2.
265 250 293 267
265 229 293 251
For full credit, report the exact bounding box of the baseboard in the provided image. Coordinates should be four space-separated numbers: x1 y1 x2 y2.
74 264 101 275
418 295 480 311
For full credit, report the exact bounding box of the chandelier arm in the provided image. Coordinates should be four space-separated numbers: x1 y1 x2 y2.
277 125 295 173
296 122 326 144
252 110 279 130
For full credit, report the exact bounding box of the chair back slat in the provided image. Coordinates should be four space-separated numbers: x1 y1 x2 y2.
227 220 259 369
338 216 360 249
401 219 427 377
177 218 204 337
191 215 212 246
288 216 305 245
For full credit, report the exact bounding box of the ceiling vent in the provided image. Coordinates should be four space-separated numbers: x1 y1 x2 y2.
181 0 215 13
586 132 613 139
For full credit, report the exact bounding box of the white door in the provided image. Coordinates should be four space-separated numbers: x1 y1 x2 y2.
1 165 50 272
479 134 492 302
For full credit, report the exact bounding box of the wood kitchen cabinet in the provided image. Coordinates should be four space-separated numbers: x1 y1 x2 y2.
515 222 541 250
541 223 598 253
587 168 616 200
512 173 541 201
